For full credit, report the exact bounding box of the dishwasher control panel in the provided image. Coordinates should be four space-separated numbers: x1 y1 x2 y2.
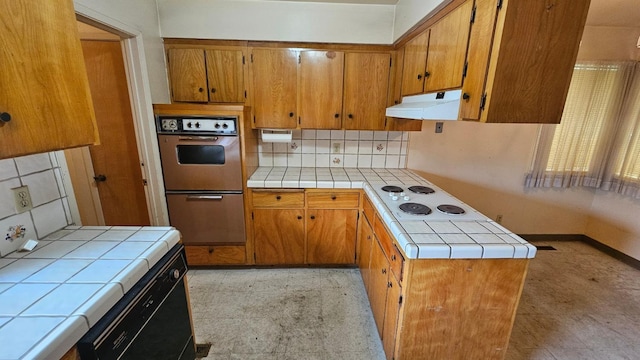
157 115 238 135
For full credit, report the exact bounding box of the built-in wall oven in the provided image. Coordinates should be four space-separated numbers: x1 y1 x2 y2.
156 114 246 245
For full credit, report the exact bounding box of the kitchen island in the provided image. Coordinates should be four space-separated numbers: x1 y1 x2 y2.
247 167 535 360
0 226 181 360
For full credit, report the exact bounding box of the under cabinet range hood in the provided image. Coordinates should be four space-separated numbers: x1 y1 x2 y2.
385 89 462 120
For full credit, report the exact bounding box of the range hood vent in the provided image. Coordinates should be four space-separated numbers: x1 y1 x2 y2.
385 89 462 120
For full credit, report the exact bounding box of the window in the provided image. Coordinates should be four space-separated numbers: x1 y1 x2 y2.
526 61 640 198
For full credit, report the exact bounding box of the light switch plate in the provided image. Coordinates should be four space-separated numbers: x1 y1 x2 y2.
13 186 33 213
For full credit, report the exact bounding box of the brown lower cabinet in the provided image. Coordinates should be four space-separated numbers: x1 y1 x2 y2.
359 194 529 360
251 189 360 265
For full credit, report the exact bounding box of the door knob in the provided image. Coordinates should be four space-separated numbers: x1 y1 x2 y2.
93 174 107 182
0 112 11 123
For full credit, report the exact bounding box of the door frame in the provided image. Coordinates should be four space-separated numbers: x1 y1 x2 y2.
66 4 169 226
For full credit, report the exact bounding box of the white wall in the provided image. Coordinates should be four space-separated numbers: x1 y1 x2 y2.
578 26 640 61
74 0 171 104
393 0 448 41
157 0 395 44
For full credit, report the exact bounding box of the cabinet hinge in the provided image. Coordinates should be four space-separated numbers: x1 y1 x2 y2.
480 93 487 110
251 53 254 63
462 61 468 79
497 0 503 10
251 212 254 220
470 5 476 24
142 179 148 186
244 90 247 99
253 115 256 124
298 55 301 64
242 55 245 65
390 58 392 67
399 295 403 304
384 118 388 127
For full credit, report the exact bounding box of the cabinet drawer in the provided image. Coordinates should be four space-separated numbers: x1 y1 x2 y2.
185 245 246 265
252 191 304 208
307 191 360 208
363 194 375 224
373 214 394 260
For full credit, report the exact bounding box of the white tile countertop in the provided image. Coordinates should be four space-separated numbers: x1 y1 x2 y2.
0 226 180 360
248 167 537 260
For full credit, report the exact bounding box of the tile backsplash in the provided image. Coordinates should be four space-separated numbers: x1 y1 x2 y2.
0 152 73 256
258 130 409 168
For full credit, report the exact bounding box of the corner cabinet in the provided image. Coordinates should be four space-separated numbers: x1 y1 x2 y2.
0 0 98 159
460 0 590 123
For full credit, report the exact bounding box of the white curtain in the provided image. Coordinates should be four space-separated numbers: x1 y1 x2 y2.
525 61 638 194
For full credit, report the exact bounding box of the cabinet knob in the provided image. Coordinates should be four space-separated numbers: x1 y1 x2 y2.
211 88 217 93
331 195 337 200
425 71 430 78
93 174 107 182
276 195 281 200
198 87 204 92
417 74 422 80
310 215 315 220
289 112 294 117
0 112 11 123
297 215 302 220
462 93 471 100
348 114 353 119
334 113 339 118
208 247 214 254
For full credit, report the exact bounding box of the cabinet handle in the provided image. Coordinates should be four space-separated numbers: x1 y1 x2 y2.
310 215 315 220
334 113 339 118
0 112 11 123
198 87 204 92
211 87 217 93
417 74 422 80
331 195 337 200
348 114 353 119
297 215 302 220
208 247 214 254
289 112 294 117
276 195 281 200
382 268 387 274
367 235 371 240
93 174 107 182
463 93 471 100
425 71 430 78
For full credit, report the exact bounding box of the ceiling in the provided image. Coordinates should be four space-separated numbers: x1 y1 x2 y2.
274 0 640 28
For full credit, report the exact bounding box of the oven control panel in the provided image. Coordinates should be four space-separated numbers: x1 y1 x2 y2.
157 116 238 135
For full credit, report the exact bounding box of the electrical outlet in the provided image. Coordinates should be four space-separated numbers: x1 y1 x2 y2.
332 142 342 153
496 214 503 224
435 122 444 133
13 186 33 213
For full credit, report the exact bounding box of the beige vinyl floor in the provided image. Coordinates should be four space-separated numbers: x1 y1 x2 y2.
187 241 640 360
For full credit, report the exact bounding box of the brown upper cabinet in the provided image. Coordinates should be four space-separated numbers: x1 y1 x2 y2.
459 0 591 123
0 0 98 159
299 50 344 129
251 48 299 128
168 48 245 103
400 0 473 97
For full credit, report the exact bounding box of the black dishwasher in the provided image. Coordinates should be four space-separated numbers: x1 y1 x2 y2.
77 244 195 360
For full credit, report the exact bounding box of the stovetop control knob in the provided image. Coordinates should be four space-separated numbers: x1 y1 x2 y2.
222 123 229 129
186 122 192 128
170 269 180 280
388 192 395 197
392 196 399 201
195 122 201 128
403 196 410 201
214 123 221 129
400 192 406 197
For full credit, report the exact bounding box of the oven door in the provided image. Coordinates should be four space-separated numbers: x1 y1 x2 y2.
166 192 246 245
158 134 242 191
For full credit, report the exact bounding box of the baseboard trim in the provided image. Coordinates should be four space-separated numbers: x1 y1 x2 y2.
518 233 640 271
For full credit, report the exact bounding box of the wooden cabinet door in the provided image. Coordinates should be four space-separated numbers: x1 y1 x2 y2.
0 0 98 159
400 31 429 96
299 51 344 129
307 209 357 264
424 0 473 92
251 48 298 128
343 53 391 130
369 239 389 338
168 48 208 102
253 209 305 264
358 215 374 293
382 272 401 360
205 49 245 103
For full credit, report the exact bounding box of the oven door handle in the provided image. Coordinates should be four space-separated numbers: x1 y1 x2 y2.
177 136 219 142
186 195 224 200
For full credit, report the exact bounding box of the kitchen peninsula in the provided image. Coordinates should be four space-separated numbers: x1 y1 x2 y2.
247 167 534 359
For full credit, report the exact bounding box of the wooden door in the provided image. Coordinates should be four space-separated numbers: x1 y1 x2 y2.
343 53 390 130
299 50 344 129
81 40 150 226
424 0 473 92
306 209 357 264
358 216 374 293
251 48 298 128
0 0 97 159
369 239 389 337
400 31 429 96
382 272 401 360
253 209 305 264
168 48 208 102
205 49 244 103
